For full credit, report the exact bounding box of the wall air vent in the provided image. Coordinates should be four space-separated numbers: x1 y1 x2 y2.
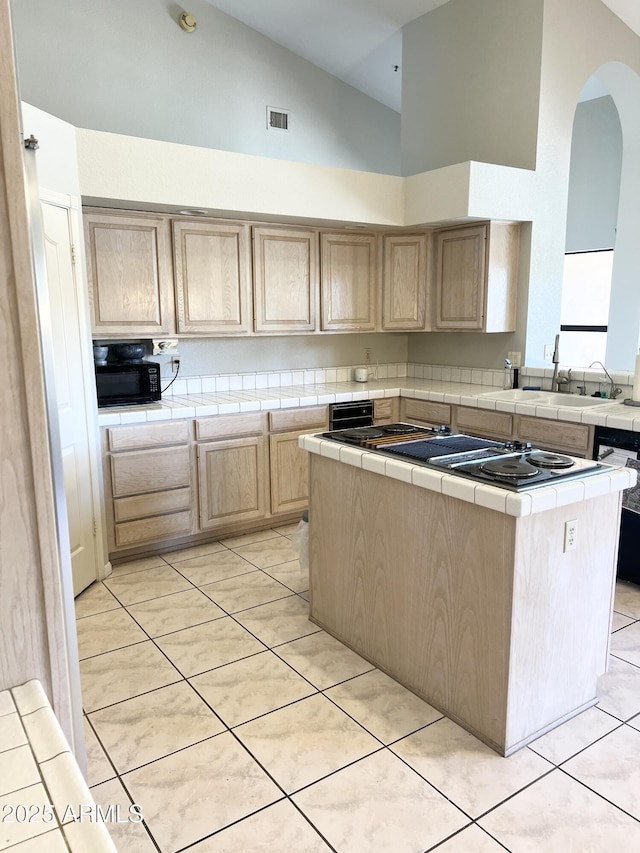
267 106 290 131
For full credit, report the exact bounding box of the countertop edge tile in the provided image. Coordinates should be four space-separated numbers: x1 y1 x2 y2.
97 380 640 439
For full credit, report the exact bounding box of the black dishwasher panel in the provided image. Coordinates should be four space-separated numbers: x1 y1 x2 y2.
593 426 640 586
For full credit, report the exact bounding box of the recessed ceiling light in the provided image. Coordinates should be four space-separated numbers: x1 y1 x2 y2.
178 208 209 216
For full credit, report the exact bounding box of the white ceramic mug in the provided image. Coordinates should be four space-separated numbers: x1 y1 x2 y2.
354 367 368 382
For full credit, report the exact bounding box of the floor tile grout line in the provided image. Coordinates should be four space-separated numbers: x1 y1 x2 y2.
105 769 163 853
528 715 627 767
83 714 120 786
76 533 640 850
424 821 511 853
76 588 632 849
466 764 557 824
608 651 640 670
556 764 640 825
84 649 465 848
384 736 477 822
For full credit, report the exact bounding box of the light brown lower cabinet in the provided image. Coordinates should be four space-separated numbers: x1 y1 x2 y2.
373 398 399 425
105 424 194 550
401 398 451 426
270 431 311 515
453 406 513 440
268 406 329 515
515 416 592 456
197 436 268 531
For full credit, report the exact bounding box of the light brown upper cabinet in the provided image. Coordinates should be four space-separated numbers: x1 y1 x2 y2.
381 233 428 331
173 219 252 334
320 232 376 331
433 221 520 332
253 226 318 333
84 209 175 337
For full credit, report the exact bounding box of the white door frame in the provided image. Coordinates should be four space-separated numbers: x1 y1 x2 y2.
40 187 111 582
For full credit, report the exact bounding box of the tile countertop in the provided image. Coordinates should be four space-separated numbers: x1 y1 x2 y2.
97 378 640 432
299 434 637 518
0 680 117 852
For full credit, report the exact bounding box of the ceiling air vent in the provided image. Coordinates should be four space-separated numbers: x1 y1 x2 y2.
267 106 290 131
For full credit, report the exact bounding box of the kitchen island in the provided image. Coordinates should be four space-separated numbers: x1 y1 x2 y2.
300 433 636 756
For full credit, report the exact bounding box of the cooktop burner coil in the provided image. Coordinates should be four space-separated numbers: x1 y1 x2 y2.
381 423 423 435
341 427 384 440
527 451 575 469
480 458 540 479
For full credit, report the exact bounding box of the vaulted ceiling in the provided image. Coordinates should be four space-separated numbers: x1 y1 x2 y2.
203 0 640 112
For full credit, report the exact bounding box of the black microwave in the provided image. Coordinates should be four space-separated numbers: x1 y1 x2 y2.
95 361 161 408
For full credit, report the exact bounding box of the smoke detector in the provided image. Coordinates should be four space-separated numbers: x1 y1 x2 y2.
179 12 197 32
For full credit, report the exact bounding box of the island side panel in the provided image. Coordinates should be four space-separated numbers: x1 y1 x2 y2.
505 491 621 752
308 454 516 750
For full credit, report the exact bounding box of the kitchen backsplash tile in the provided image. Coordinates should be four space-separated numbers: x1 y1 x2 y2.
157 361 634 400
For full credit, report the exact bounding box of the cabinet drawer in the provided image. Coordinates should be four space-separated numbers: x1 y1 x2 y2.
108 420 190 451
516 417 591 454
402 399 451 425
195 412 266 441
455 406 513 439
115 510 192 547
110 445 191 498
114 487 192 523
269 406 328 432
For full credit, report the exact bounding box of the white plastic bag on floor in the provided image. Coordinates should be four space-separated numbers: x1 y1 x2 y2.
292 513 309 571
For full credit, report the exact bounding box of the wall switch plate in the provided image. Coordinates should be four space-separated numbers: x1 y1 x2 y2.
563 519 577 552
152 338 179 355
507 351 522 368
544 344 554 362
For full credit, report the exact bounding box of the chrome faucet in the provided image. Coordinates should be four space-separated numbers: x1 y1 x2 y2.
589 361 622 399
503 358 513 390
551 334 562 391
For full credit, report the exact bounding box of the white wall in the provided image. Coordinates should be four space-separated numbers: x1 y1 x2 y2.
401 0 543 176
565 95 622 252
524 0 640 370
168 333 409 379
11 0 400 175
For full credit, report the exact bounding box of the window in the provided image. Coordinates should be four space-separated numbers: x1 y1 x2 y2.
560 249 613 366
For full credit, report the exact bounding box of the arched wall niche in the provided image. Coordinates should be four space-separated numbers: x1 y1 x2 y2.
592 62 640 369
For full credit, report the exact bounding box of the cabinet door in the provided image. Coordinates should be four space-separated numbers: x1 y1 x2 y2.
253 226 317 332
321 233 376 331
434 225 487 330
270 431 311 515
84 210 175 336
197 436 267 530
382 234 427 330
454 406 513 440
516 416 591 455
173 220 251 334
401 399 451 426
373 398 399 425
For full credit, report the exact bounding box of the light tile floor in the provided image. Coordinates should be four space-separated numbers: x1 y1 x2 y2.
75 527 640 853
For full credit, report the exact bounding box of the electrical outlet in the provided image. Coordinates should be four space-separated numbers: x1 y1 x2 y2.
544 344 554 362
171 357 181 373
507 351 522 368
364 348 372 364
563 519 577 552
